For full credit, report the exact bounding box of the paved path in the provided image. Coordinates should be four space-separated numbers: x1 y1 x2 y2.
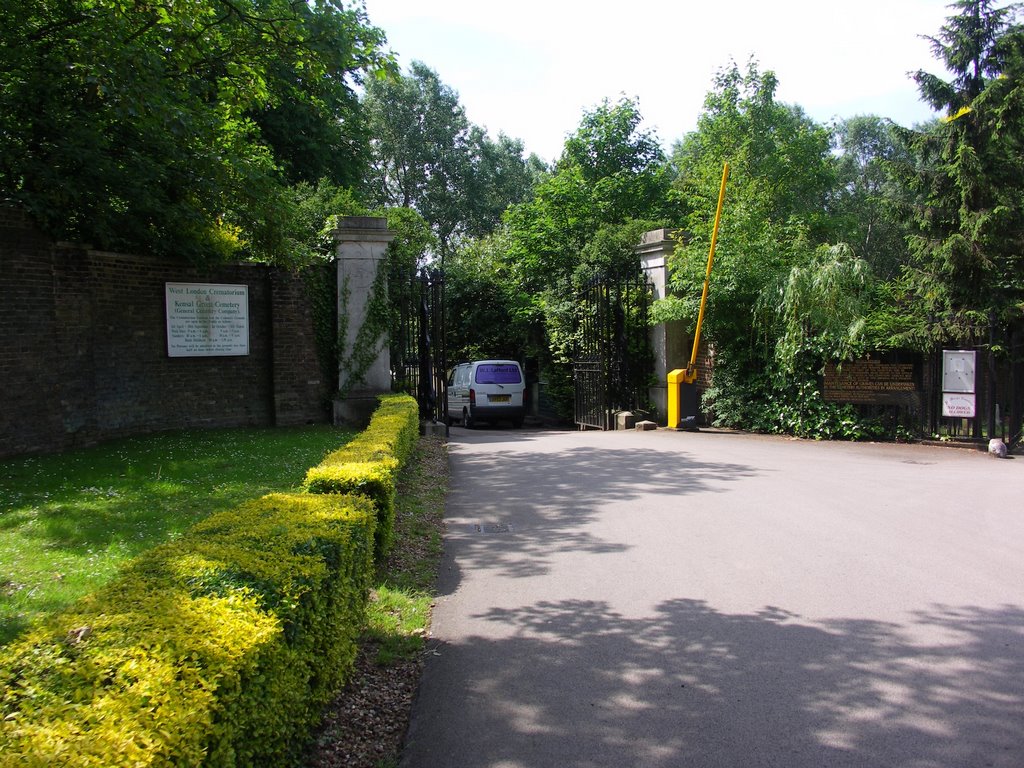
401 428 1024 768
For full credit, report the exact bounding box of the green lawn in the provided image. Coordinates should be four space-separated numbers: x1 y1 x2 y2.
0 425 353 646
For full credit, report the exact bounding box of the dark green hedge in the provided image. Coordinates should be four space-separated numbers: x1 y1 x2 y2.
304 393 420 559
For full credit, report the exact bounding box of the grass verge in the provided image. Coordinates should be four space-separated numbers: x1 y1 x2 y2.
0 425 354 646
304 434 448 768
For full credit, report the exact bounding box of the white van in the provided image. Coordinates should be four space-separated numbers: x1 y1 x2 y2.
446 360 526 428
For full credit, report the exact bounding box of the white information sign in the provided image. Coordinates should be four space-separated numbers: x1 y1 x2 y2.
942 350 976 393
942 392 976 418
165 282 249 357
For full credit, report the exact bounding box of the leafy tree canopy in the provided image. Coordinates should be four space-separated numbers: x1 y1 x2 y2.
673 61 836 242
363 61 539 258
457 97 676 418
504 96 674 292
830 115 914 280
664 60 876 434
0 0 390 262
665 61 838 336
443 230 535 364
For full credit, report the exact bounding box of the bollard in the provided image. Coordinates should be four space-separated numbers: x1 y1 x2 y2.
667 369 686 429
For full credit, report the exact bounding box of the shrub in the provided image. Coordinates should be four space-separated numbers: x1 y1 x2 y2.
0 395 420 766
0 492 376 768
304 393 419 558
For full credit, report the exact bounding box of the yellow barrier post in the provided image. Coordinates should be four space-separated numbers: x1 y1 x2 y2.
667 368 687 429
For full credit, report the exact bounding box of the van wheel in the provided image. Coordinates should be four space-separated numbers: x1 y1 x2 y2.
463 408 475 429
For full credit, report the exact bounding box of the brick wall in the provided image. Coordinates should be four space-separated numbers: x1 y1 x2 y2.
270 268 334 426
0 210 333 458
0 209 66 455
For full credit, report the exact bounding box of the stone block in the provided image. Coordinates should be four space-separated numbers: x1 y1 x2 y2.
421 420 447 438
615 411 636 430
333 395 379 429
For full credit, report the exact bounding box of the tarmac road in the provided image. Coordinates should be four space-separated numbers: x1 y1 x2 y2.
401 427 1024 768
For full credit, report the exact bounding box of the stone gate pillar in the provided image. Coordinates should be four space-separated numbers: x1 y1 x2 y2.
333 216 395 426
637 229 689 423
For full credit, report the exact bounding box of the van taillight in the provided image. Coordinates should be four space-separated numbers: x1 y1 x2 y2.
469 388 476 405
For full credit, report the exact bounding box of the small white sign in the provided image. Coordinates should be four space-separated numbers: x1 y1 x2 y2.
942 350 976 393
942 392 976 418
166 282 249 357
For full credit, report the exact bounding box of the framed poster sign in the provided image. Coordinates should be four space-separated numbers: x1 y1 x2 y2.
165 282 249 357
941 350 976 393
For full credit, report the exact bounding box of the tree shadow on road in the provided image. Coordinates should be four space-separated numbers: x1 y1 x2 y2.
438 440 759 583
405 599 1024 768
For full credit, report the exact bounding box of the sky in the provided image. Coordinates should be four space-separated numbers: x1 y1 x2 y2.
362 0 957 163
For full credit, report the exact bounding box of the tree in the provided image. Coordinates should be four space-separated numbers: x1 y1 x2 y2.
831 116 913 279
0 0 389 262
444 232 534 364
282 180 367 263
504 96 674 292
672 62 837 244
364 62 537 257
462 128 539 240
249 1 390 190
900 0 1024 344
488 97 675 417
664 60 873 436
666 60 838 343
365 62 469 212
897 0 1024 440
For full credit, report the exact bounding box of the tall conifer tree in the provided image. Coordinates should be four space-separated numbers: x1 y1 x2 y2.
906 0 1024 439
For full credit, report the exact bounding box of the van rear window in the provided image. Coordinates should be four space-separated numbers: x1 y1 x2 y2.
475 364 521 384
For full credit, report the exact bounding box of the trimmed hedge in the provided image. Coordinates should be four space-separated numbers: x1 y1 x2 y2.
304 393 419 559
0 492 376 768
0 392 422 767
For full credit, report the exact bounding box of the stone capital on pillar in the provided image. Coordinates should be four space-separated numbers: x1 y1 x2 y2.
636 227 677 262
333 216 397 249
333 216 396 426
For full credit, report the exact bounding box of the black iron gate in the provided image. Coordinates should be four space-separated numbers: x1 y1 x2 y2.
573 272 653 430
390 267 447 424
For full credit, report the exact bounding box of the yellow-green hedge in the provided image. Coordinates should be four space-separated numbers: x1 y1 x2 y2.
304 393 419 559
0 492 376 768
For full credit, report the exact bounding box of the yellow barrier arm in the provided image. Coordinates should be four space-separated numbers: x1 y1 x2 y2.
683 162 729 384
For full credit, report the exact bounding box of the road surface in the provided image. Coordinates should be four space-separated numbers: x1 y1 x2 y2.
402 427 1023 768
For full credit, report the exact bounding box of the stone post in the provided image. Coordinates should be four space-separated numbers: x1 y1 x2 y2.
637 229 689 422
333 216 395 426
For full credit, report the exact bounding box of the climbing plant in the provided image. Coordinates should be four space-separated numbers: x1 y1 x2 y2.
302 264 339 397
337 265 392 399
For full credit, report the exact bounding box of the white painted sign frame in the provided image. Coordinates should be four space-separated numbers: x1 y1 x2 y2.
941 350 976 393
941 349 977 418
165 282 250 357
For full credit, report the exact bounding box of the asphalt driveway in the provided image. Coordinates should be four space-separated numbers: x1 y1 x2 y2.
401 427 1023 768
